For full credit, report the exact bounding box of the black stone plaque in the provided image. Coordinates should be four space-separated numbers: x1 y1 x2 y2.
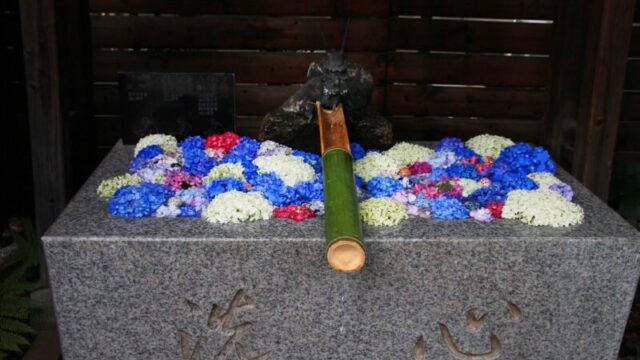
118 72 235 144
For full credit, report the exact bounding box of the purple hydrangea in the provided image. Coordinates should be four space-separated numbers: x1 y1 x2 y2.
550 183 574 201
435 137 465 152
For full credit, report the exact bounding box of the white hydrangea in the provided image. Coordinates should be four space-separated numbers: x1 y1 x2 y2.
359 198 408 226
354 152 402 182
384 142 435 166
204 163 246 183
257 140 292 156
134 134 178 155
253 155 316 186
457 178 483 197
202 191 274 224
96 174 142 199
502 189 584 227
465 134 514 159
528 172 564 189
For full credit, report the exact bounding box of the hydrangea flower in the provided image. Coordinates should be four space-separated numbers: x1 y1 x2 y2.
182 147 216 177
549 183 575 201
470 208 494 223
228 137 260 160
446 163 481 180
258 140 292 157
350 142 366 160
430 197 470 219
384 142 434 166
465 134 514 159
466 186 506 207
163 169 202 191
204 163 246 183
359 198 408 226
528 172 564 189
202 191 274 223
97 174 142 199
354 152 401 182
292 150 322 174
502 189 584 227
134 134 178 156
273 205 315 222
493 171 538 193
495 143 556 176
435 137 465 152
253 155 316 186
366 177 404 198
176 188 208 212
408 162 432 175
293 179 324 203
135 145 163 160
206 177 246 199
205 131 241 153
457 178 483 197
426 150 457 169
109 184 173 218
179 136 205 150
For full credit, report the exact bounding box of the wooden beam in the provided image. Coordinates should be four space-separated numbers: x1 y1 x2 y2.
545 0 589 167
19 0 68 235
572 0 636 200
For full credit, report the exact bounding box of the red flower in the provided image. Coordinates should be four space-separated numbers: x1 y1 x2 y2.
205 131 241 153
273 205 315 222
487 202 504 219
408 161 432 175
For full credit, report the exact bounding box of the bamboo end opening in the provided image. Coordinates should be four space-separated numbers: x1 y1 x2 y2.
327 239 365 273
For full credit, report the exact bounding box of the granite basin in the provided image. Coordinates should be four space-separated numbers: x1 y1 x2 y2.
44 142 640 359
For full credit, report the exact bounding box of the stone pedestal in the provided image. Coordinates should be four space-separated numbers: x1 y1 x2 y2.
44 142 640 359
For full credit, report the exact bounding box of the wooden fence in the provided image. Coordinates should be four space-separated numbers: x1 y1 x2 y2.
620 15 640 161
89 0 556 157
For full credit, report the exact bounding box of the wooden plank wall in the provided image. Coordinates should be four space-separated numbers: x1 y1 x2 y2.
618 4 640 160
1 0 33 223
89 0 553 157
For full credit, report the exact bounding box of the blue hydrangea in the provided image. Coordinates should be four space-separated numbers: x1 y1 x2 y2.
109 184 173 218
453 146 482 161
465 186 506 207
129 157 151 172
178 206 199 218
430 196 470 219
136 145 163 160
292 150 322 173
182 148 217 176
414 193 431 209
228 137 260 160
248 172 300 206
463 200 483 210
446 163 480 180
367 176 404 198
354 175 364 187
492 171 538 193
206 177 246 199
293 179 324 202
494 143 556 175
179 136 205 151
350 142 366 160
429 167 449 182
435 137 465 152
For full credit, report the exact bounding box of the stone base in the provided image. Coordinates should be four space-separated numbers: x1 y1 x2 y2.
44 142 640 359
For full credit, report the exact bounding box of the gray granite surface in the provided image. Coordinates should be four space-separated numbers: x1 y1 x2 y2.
44 142 640 359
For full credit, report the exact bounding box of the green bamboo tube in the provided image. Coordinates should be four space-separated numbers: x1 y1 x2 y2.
316 102 365 273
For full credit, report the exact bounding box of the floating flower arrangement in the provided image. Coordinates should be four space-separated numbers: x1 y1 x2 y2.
98 132 584 227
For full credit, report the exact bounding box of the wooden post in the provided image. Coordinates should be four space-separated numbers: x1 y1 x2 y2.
545 0 589 167
20 0 68 237
572 0 636 200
